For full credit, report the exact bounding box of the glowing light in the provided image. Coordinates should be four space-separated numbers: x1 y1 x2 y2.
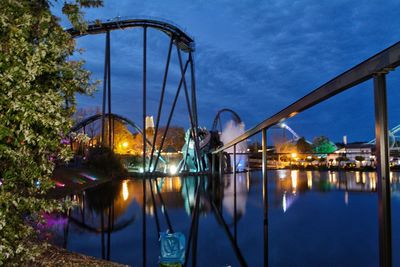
307 171 312 189
79 173 97 181
168 178 173 190
122 141 128 148
370 174 377 190
247 172 250 192
277 169 287 179
356 172 360 183
169 165 178 175
282 192 287 212
122 180 129 201
291 153 297 158
139 167 144 173
291 170 298 193
55 181 65 187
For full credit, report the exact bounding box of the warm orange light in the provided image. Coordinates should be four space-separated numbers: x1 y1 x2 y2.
291 170 298 193
291 153 297 158
122 141 128 148
122 180 129 201
307 171 312 189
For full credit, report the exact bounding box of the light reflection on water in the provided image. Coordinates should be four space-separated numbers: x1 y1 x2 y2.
46 170 400 267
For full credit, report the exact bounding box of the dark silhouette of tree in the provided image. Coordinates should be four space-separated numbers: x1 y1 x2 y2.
355 156 365 162
296 137 313 153
156 126 185 152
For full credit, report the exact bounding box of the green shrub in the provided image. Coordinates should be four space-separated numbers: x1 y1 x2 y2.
0 1 100 264
85 146 127 176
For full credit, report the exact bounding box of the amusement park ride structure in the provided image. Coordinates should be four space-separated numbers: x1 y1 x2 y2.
68 17 400 267
68 17 309 176
69 17 209 175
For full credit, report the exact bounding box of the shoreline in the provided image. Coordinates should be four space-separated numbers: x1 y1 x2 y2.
32 244 130 267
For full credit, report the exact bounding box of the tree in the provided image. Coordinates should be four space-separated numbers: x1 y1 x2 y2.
105 120 136 154
275 141 296 163
318 157 327 166
355 156 365 162
0 1 100 264
336 156 349 167
275 142 296 154
312 136 337 154
296 137 313 154
355 156 365 167
156 126 186 152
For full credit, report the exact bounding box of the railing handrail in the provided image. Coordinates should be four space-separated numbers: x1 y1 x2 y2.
213 40 400 154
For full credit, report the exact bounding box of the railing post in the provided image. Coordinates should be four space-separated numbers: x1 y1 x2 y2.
219 152 224 178
374 73 392 267
107 30 112 148
262 128 268 267
211 153 216 176
233 145 237 174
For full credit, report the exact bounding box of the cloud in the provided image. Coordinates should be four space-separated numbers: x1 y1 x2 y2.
64 0 400 141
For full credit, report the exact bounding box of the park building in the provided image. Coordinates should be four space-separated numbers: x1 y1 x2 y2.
327 143 375 167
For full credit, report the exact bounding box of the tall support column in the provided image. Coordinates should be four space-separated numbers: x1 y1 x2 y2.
176 48 203 172
374 73 392 267
152 61 190 172
101 210 105 259
211 153 216 176
101 31 109 146
142 26 147 267
148 37 173 172
112 117 115 150
233 145 237 242
106 31 112 149
262 128 268 267
189 52 198 128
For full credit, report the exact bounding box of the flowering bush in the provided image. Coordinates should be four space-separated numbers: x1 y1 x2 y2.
0 1 101 264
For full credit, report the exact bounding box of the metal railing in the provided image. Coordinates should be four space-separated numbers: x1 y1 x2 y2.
212 40 400 267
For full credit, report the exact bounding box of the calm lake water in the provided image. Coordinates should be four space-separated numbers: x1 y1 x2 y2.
47 170 400 266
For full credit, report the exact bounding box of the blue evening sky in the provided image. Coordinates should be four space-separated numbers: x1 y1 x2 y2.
57 0 400 143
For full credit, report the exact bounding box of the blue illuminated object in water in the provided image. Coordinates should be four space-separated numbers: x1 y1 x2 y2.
79 172 97 181
180 128 210 172
159 231 186 264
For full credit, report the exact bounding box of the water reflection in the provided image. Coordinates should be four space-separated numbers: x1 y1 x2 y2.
45 170 400 266
223 173 248 220
272 170 396 213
